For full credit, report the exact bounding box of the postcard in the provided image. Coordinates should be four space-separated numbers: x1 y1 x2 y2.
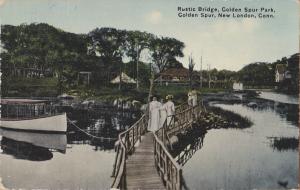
0 0 298 189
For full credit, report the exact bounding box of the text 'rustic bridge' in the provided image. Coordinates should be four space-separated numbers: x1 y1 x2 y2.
111 103 203 190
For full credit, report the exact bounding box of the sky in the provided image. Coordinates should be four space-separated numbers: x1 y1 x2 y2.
0 0 298 71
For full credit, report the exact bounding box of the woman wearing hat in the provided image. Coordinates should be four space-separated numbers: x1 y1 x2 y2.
159 98 167 128
164 95 175 126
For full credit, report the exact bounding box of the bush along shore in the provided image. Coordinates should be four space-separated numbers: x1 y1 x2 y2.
197 106 253 129
268 137 298 151
169 105 253 156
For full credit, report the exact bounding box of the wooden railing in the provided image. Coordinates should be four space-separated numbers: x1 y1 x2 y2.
151 103 200 190
153 131 182 190
111 102 203 190
111 114 148 189
176 135 205 166
171 104 202 137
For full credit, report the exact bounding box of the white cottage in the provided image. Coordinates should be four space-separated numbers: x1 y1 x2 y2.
110 72 136 84
233 82 243 91
275 64 286 83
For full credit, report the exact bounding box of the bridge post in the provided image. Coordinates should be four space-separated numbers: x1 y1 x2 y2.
162 127 165 145
177 169 182 190
111 144 120 177
139 123 142 142
132 126 135 149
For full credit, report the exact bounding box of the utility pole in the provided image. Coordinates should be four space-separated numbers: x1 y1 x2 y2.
188 53 195 88
200 56 203 88
207 64 211 88
136 42 139 90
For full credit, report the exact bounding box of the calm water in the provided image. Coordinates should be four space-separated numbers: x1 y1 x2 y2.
0 109 139 190
183 96 298 190
259 91 298 105
0 92 298 190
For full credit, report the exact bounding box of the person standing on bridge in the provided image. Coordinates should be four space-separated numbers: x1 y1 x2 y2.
159 98 167 128
191 88 198 107
148 96 161 132
188 88 198 107
188 90 193 106
164 95 175 126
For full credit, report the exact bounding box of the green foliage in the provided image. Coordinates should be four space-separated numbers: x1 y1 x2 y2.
124 30 154 79
2 77 58 97
88 27 126 60
277 53 299 94
124 61 151 86
2 23 297 98
153 86 225 104
1 23 90 94
2 23 189 96
237 62 274 86
149 37 185 73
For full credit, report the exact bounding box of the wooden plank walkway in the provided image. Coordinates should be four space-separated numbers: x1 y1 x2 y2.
126 132 165 190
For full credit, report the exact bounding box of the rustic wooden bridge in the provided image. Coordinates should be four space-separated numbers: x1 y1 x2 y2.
111 103 203 190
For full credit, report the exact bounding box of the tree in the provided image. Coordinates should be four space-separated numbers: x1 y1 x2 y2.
124 30 154 89
124 61 151 87
237 62 274 87
188 54 195 88
167 57 184 69
88 27 127 89
149 37 185 73
1 23 90 94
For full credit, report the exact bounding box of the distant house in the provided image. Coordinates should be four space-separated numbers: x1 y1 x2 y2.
155 68 201 86
4 67 53 78
284 70 292 79
233 82 243 91
160 68 189 81
110 72 136 84
275 64 286 82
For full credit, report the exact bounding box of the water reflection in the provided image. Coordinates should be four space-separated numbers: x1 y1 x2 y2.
67 131 116 151
175 135 206 166
183 101 298 190
170 127 207 166
243 99 298 126
258 91 298 104
68 109 139 135
67 109 140 151
1 137 54 161
0 129 67 161
0 108 137 190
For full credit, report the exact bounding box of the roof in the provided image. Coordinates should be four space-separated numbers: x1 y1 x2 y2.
275 64 286 74
160 68 189 77
110 72 136 84
57 93 75 99
0 99 49 104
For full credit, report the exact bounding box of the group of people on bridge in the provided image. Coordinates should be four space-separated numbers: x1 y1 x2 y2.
148 89 198 132
148 95 175 132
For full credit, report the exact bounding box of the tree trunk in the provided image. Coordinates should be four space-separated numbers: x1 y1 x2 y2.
119 63 122 90
147 71 155 117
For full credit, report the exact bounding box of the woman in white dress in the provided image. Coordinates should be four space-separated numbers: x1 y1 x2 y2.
192 89 198 107
148 96 161 132
188 91 193 106
159 98 167 128
188 88 198 107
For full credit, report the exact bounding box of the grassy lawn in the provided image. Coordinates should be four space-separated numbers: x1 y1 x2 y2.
3 77 227 103
2 77 59 97
69 86 225 103
66 85 150 102
153 85 226 104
